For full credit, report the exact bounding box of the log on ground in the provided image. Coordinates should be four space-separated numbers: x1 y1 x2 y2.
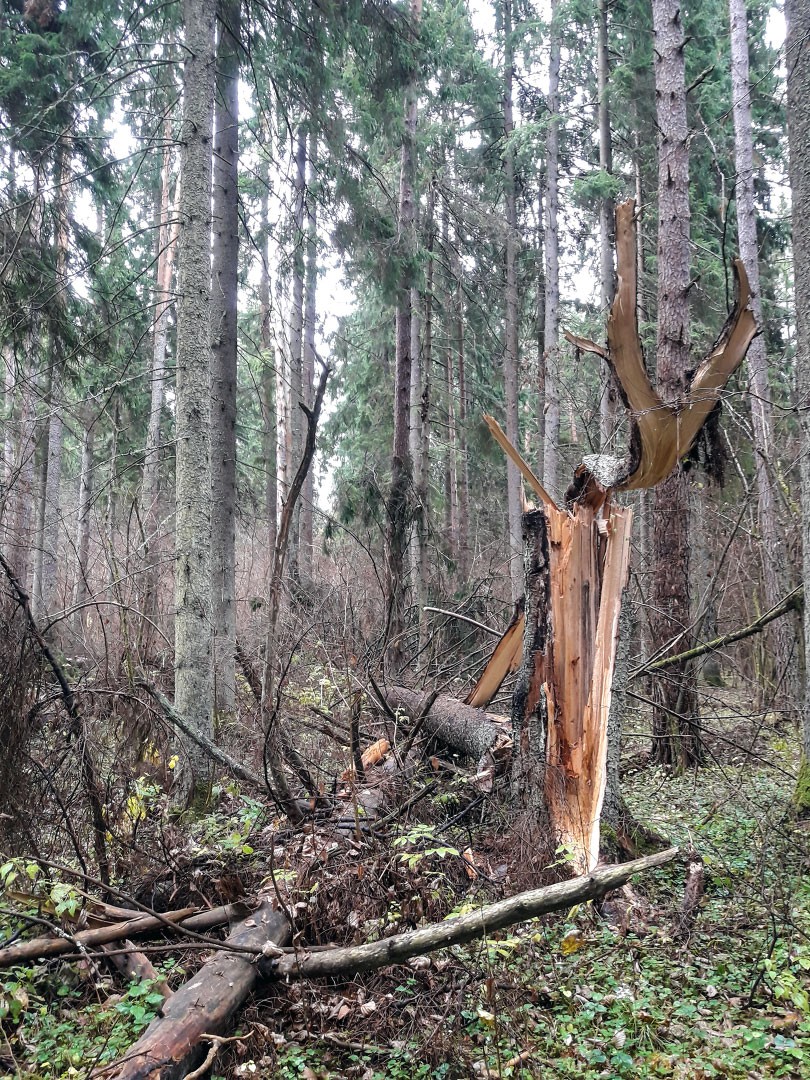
100 899 290 1080
263 847 679 981
382 686 511 762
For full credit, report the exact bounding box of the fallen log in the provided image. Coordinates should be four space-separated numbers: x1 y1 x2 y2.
263 847 679 980
381 686 511 763
101 941 174 1000
100 900 290 1080
0 903 245 969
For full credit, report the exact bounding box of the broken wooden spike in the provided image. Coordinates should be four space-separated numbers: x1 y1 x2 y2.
465 599 525 709
482 414 557 510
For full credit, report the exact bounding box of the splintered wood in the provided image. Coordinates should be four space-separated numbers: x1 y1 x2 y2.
565 199 756 505
511 501 632 873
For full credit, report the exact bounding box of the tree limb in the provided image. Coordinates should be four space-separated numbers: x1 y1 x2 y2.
262 847 679 980
137 682 266 792
632 586 803 676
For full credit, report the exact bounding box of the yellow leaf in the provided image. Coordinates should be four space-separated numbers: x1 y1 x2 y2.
560 930 585 956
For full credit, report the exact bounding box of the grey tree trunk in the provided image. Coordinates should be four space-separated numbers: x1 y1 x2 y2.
386 0 421 673
140 137 179 650
37 142 71 630
72 415 95 643
210 0 240 715
259 165 277 558
410 185 433 655
542 0 561 501
173 0 217 808
786 0 810 811
730 0 799 721
649 0 700 767
286 127 307 581
408 285 426 645
503 0 523 601
6 165 41 589
536 183 546 480
300 130 318 581
597 0 617 449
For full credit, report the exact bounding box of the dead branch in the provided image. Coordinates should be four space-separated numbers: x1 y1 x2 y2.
137 682 266 792
262 848 679 980
423 606 502 638
0 906 200 969
0 904 246 970
0 548 110 886
632 586 803 677
263 361 330 709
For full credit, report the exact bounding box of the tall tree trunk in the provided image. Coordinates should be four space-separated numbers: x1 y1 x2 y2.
210 0 240 715
286 127 307 582
140 137 180 654
786 0 810 812
503 0 522 601
386 0 421 673
542 0 561 500
649 0 701 767
409 285 425 643
37 142 71 631
730 0 799 721
6 165 41 590
300 130 318 582
410 184 433 655
173 0 216 808
597 0 617 448
258 165 277 559
456 272 469 579
72 414 95 643
536 180 546 480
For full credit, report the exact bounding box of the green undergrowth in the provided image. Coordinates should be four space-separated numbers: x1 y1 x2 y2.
1 733 808 1078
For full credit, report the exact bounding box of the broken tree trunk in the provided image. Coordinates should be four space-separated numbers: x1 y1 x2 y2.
102 900 290 1080
510 497 634 873
486 198 756 872
382 685 511 764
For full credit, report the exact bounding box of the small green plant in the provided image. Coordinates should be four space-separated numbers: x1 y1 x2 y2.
393 824 459 870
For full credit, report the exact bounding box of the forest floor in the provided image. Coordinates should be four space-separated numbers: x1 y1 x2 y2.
1 683 809 1080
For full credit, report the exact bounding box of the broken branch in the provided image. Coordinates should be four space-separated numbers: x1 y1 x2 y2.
263 848 679 980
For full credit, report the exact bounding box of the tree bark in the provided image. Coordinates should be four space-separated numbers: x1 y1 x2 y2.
72 413 95 643
300 129 318 581
140 132 179 653
386 0 421 673
210 0 240 715
786 0 810 812
286 126 307 582
597 0 617 449
649 0 700 767
258 150 277 559
37 141 71 630
730 0 800 721
503 0 522 601
173 0 217 808
542 0 561 501
381 685 510 764
104 900 290 1080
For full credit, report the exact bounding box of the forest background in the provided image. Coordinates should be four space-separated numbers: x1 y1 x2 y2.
1 0 810 1076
